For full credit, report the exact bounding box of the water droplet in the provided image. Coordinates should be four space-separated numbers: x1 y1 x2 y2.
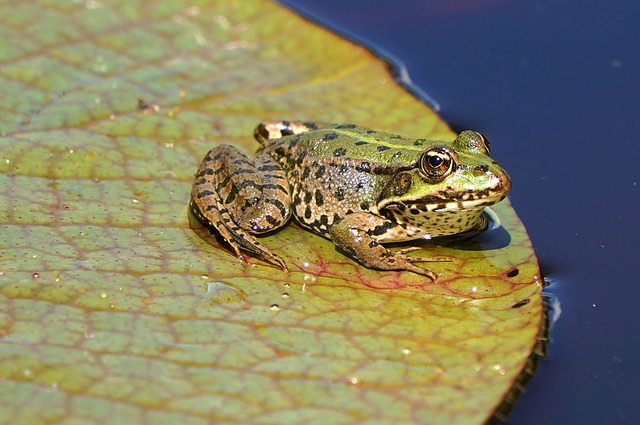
199 281 246 305
99 292 108 299
131 198 139 204
349 376 359 385
402 348 411 355
283 283 290 288
31 272 40 279
281 293 290 299
269 304 280 312
200 274 209 280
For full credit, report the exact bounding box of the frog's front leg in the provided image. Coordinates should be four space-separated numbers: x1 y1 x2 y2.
191 145 292 270
329 212 443 281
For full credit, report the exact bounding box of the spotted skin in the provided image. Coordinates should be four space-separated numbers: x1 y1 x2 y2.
190 145 292 270
191 121 511 280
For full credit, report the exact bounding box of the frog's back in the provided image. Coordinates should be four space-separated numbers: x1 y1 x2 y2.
257 123 427 237
261 124 426 167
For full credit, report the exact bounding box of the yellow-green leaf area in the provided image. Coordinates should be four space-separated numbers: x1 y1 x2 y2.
0 1 543 424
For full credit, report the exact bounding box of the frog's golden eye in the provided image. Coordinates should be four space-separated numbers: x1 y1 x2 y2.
420 148 455 182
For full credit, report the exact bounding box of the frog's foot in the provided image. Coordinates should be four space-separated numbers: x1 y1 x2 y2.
330 213 442 281
383 249 439 281
216 212 289 272
190 199 288 272
230 235 289 272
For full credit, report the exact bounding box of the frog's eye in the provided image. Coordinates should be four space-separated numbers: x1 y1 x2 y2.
420 148 455 182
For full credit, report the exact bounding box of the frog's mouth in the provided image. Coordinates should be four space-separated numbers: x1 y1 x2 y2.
419 193 507 212
382 190 508 213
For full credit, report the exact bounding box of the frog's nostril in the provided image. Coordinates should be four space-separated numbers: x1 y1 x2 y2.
474 164 489 173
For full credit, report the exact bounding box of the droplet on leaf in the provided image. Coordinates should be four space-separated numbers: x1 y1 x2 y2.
199 281 246 305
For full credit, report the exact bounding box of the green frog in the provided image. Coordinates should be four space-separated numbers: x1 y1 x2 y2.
190 121 511 280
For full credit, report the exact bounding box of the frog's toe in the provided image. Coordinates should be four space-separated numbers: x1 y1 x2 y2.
233 236 289 272
232 243 288 272
406 255 453 263
412 267 438 281
395 246 422 255
394 247 453 263
266 252 289 272
395 258 438 281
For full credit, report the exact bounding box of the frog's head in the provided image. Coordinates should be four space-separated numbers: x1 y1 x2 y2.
378 131 511 237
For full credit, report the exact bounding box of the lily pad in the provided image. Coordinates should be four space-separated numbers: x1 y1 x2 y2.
0 1 543 424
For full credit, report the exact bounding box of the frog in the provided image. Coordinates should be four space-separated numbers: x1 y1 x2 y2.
190 121 511 281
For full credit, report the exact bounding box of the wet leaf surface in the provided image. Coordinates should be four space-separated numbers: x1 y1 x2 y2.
0 1 543 424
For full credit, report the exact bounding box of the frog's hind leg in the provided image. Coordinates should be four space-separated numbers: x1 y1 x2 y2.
191 145 292 271
254 121 331 143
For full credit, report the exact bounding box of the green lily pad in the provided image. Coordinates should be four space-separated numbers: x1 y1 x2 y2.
0 1 543 424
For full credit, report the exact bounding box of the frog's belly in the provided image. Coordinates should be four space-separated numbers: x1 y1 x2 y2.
379 206 486 241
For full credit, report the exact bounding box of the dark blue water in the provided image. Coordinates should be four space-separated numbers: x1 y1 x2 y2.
280 1 640 423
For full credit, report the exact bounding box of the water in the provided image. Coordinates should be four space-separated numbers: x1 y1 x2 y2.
280 1 640 423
